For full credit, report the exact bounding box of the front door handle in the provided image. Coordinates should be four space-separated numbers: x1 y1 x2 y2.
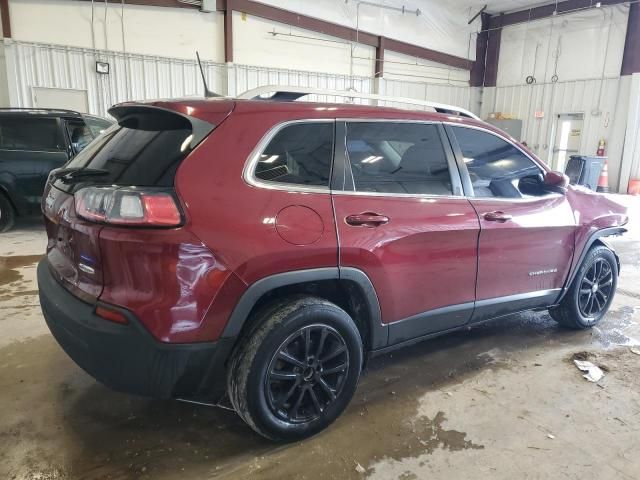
345 212 389 227
483 211 512 222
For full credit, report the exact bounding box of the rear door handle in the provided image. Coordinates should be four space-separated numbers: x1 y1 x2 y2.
483 211 512 222
345 212 389 227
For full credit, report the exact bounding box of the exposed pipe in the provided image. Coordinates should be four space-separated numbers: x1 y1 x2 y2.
350 1 421 89
595 9 614 114
121 0 129 100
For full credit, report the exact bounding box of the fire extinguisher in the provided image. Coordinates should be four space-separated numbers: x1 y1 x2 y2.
597 138 606 157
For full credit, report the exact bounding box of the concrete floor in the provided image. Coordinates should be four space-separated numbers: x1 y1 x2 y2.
1 196 639 480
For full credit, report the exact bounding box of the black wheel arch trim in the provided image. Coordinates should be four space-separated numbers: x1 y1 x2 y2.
555 226 625 304
221 267 387 350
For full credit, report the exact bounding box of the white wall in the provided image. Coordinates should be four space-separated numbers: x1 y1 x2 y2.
257 0 480 61
382 50 469 86
232 12 375 77
8 0 224 61
497 5 629 86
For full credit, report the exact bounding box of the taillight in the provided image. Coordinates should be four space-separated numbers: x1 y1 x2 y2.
75 186 182 227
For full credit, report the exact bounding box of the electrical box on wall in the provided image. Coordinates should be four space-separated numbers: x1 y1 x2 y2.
200 0 216 13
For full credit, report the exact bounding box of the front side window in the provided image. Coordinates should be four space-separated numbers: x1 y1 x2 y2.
346 122 453 195
451 126 545 198
0 117 65 152
254 122 334 188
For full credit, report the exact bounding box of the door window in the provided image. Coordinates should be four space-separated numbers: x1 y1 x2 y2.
345 122 453 195
253 122 334 188
66 119 94 153
451 126 545 198
0 117 65 152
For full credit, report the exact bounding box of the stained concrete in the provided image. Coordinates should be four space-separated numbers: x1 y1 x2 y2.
1 197 639 480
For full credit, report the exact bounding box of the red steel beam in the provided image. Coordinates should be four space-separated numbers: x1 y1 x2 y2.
621 2 640 75
375 36 385 78
1 0 11 38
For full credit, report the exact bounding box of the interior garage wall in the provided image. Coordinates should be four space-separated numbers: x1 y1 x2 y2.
255 0 480 62
485 4 632 191
231 12 375 78
7 0 224 61
382 50 469 86
497 5 629 86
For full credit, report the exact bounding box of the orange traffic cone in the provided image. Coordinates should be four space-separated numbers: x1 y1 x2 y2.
597 161 610 193
629 179 640 195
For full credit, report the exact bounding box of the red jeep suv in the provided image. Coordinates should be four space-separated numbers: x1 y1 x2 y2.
38 96 627 441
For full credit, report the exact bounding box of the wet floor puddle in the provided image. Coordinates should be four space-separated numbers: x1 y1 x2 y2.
0 254 43 288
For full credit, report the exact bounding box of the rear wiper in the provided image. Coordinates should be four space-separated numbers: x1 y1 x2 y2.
51 167 110 183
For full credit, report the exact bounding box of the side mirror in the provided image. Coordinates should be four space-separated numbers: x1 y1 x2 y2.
543 170 569 194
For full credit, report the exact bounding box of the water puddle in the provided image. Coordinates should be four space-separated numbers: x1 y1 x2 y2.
592 305 640 348
0 254 43 287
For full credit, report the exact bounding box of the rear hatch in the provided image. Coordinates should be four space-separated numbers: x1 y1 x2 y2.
42 100 234 301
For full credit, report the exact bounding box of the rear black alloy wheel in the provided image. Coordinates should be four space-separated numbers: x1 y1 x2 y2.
578 258 613 318
265 324 349 424
0 193 16 233
227 296 363 441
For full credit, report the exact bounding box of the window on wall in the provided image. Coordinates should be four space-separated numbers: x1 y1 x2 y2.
345 122 453 195
254 122 334 188
0 117 65 152
451 126 545 199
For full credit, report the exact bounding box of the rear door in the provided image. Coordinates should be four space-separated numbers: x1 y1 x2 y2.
446 124 576 322
332 121 480 345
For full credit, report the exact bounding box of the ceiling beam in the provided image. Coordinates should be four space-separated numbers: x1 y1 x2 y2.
489 0 628 29
74 0 198 8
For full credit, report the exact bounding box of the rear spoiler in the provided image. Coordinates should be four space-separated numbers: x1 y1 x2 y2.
108 105 215 150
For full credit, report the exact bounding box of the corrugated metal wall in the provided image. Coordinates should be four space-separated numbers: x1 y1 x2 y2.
4 39 474 115
379 78 472 111
481 77 626 185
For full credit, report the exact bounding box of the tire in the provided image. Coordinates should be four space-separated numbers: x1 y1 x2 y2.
0 193 16 233
227 295 363 441
549 245 618 329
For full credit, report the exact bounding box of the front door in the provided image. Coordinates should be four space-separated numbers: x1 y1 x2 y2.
447 124 576 322
332 121 480 345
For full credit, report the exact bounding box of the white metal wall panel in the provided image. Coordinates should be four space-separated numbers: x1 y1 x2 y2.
5 40 227 117
379 78 472 111
481 78 624 184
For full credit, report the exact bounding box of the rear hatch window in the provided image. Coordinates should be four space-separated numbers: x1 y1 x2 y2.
55 110 195 191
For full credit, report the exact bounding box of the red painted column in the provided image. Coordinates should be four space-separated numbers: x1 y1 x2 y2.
621 2 640 75
470 13 489 87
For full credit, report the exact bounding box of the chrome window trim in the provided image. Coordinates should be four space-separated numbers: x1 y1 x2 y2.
243 118 561 203
443 121 548 173
242 119 335 194
444 121 561 202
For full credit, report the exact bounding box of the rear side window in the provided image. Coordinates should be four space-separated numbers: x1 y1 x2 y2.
253 122 334 188
63 112 193 187
451 126 543 198
0 117 65 152
346 122 453 195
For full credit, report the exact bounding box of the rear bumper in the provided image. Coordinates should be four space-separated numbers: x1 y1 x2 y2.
37 259 233 401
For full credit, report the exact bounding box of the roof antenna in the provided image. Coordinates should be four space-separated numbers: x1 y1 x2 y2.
196 51 220 98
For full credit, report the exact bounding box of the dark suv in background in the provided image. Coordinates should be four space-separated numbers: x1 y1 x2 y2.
0 108 112 231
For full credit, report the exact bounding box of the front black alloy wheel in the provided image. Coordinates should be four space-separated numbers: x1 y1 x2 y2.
549 245 618 329
265 324 349 424
577 258 614 318
227 296 363 441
